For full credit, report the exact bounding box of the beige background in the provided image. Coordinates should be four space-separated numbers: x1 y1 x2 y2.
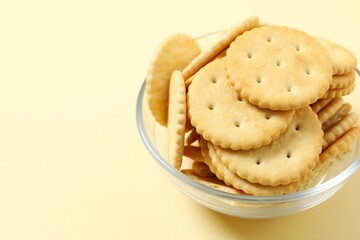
1 0 360 239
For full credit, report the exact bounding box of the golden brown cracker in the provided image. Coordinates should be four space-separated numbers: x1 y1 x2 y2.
302 149 352 190
201 139 303 196
330 72 355 89
185 128 200 145
322 82 355 99
320 127 360 165
322 103 352 132
323 113 358 150
226 25 332 110
184 47 229 87
192 161 215 177
182 16 259 80
215 107 323 186
316 37 357 75
181 169 245 194
146 34 200 126
183 146 203 163
167 71 186 169
187 58 294 150
310 98 333 114
317 98 343 124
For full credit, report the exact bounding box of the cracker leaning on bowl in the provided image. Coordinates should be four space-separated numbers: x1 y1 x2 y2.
145 16 359 196
146 34 200 126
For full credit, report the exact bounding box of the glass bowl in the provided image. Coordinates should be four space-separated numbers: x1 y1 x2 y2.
136 31 360 218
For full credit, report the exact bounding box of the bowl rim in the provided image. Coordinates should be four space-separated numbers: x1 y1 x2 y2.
136 76 360 203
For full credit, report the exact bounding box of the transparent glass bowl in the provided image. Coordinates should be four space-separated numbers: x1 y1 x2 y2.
136 31 360 218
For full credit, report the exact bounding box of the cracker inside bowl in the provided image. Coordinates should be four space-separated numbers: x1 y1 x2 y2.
137 17 360 218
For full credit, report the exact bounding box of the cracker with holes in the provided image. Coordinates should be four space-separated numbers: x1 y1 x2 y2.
187 58 294 150
182 16 259 81
145 17 360 196
200 138 303 196
226 26 333 111
146 33 200 126
215 107 323 186
167 71 187 170
316 37 357 75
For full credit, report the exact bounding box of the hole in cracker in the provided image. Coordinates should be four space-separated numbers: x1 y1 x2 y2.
237 94 243 102
256 76 262 83
305 68 311 75
266 36 272 43
287 86 292 92
208 103 215 110
227 77 234 86
276 60 281 66
295 124 300 131
286 152 292 159
295 45 301 51
256 159 261 165
247 52 253 59
211 77 217 83
265 114 271 120
234 121 240 128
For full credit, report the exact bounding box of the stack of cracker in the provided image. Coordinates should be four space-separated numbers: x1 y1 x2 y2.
146 16 359 196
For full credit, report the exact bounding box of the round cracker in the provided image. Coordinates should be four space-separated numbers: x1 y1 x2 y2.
167 71 186 170
182 16 259 80
330 71 355 89
181 169 244 194
320 127 360 165
216 106 323 186
303 149 352 190
310 98 333 114
187 58 294 150
226 26 333 110
317 98 343 124
323 113 358 150
316 37 357 75
322 82 355 99
200 139 303 196
322 103 352 132
146 33 200 126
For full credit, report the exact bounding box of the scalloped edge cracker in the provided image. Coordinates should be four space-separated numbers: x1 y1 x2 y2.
201 138 303 196
181 169 245 194
187 58 294 150
167 71 186 170
215 107 323 186
322 103 352 132
323 113 358 150
147 34 200 126
317 98 343 124
316 37 357 75
182 16 259 81
226 25 332 110
320 127 360 165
